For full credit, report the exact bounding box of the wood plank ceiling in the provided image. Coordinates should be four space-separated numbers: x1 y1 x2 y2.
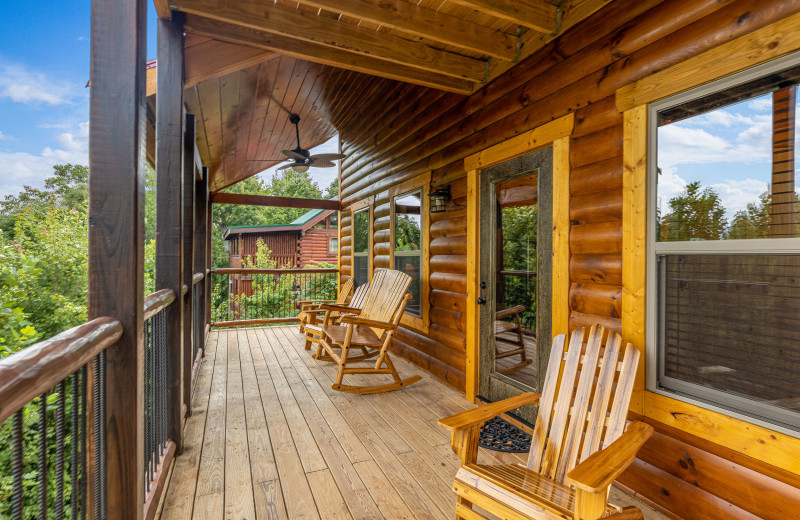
148 0 609 191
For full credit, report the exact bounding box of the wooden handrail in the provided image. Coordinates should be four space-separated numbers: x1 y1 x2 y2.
143 289 176 320
212 268 338 275
0 317 123 423
192 272 204 285
499 270 537 277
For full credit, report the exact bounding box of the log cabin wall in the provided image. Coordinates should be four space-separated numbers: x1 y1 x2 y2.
297 229 338 267
335 0 800 517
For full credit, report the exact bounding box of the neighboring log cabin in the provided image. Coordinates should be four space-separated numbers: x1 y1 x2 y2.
5 0 800 519
224 208 339 269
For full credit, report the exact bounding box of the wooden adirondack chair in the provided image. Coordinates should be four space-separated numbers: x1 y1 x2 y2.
303 281 370 351
298 277 354 334
494 305 533 375
439 325 653 520
314 269 422 393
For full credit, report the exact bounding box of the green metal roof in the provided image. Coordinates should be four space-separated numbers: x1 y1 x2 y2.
289 208 326 225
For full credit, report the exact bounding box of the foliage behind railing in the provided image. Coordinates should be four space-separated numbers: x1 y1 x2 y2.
211 267 338 325
499 270 537 332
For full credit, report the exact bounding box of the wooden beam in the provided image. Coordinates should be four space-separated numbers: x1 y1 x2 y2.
174 0 485 81
181 113 195 421
154 0 171 19
444 0 558 34
297 0 516 60
88 0 147 515
193 163 208 363
155 14 186 453
211 192 342 210
183 16 473 94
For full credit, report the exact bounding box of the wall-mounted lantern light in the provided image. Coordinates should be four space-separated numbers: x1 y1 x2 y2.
428 185 451 213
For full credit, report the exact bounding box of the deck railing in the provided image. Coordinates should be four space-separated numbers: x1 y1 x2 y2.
0 318 122 519
211 268 338 327
499 269 537 332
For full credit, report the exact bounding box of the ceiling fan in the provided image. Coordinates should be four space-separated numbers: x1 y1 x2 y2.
273 114 345 173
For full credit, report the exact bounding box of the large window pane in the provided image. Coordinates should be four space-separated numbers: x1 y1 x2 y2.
656 65 800 242
658 254 800 427
353 208 369 287
394 191 422 317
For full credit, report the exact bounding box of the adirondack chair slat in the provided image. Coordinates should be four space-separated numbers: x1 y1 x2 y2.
556 326 603 481
440 325 653 520
579 336 622 463
540 328 585 479
527 334 566 472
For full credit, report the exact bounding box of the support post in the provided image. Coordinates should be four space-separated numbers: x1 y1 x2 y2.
771 86 797 238
88 0 146 516
155 13 185 453
205 168 212 336
194 163 208 357
182 114 196 418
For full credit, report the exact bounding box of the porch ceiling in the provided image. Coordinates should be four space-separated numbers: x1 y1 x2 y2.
147 0 612 191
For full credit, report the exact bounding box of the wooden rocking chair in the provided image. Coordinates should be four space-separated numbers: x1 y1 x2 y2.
298 277 354 334
314 269 422 394
303 281 370 351
439 325 653 520
494 305 533 375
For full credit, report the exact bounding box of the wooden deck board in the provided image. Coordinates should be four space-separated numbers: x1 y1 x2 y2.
159 326 668 520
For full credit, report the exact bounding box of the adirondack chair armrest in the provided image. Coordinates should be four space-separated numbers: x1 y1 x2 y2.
438 392 541 432
566 421 654 494
495 305 526 320
319 304 362 313
339 315 394 329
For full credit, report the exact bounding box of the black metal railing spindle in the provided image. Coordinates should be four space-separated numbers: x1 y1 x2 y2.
55 381 66 519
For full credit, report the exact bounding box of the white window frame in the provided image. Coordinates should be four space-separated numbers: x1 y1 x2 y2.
646 53 800 433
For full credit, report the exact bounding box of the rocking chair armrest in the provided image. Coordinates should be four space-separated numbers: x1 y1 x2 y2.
438 392 541 432
566 421 654 494
298 299 337 307
339 315 394 329
300 308 328 315
319 304 362 313
495 305 526 320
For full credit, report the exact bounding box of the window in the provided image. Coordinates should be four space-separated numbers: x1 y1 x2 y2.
394 190 423 317
649 56 800 430
353 208 370 287
329 237 338 254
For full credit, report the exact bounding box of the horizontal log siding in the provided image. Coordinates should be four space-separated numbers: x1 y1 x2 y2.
335 0 800 517
297 229 338 267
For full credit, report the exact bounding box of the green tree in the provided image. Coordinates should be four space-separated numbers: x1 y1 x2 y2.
659 181 727 241
324 177 339 200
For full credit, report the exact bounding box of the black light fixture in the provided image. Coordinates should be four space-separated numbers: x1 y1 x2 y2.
428 185 451 213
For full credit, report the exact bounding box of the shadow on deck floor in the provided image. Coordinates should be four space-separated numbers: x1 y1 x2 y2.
157 326 667 520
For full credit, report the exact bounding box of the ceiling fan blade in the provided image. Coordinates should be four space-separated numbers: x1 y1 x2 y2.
277 163 295 171
309 161 336 168
294 165 309 173
282 149 307 161
309 153 346 161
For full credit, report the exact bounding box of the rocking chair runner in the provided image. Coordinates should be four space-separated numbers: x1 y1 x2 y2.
298 277 354 334
439 325 653 520
313 269 422 394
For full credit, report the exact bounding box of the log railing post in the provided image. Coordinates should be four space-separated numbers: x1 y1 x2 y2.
205 167 212 337
155 13 185 453
182 113 196 419
194 163 207 357
88 0 147 516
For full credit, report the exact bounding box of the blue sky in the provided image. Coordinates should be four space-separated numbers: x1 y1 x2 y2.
658 93 800 220
0 1 338 198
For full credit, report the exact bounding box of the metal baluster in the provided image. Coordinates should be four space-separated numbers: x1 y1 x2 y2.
39 390 48 519
80 365 87 520
71 371 80 519
144 317 151 493
93 356 101 519
55 380 66 519
12 411 23 520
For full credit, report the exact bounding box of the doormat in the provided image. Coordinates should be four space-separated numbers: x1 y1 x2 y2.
479 416 532 453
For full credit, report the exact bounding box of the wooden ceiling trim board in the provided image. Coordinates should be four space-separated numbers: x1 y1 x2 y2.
184 86 211 168
218 71 241 188
174 0 485 82
184 32 211 48
184 39 278 89
296 0 516 60
232 67 259 182
443 0 558 34
195 78 224 185
183 16 474 94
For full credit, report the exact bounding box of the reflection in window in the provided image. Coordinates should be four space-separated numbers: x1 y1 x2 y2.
353 209 370 287
394 191 422 317
652 59 800 430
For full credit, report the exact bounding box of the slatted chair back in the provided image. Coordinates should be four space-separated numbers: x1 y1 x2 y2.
527 325 640 485
349 281 370 309
337 278 355 305
358 269 412 335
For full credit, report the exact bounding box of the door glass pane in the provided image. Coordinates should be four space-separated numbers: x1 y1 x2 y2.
493 173 537 387
353 209 369 286
394 191 422 317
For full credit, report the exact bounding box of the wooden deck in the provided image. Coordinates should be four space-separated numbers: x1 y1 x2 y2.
157 326 667 520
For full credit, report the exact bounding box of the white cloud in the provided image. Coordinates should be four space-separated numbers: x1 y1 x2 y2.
0 63 74 105
658 121 771 168
0 130 12 141
656 166 687 214
710 178 768 215
0 122 89 197
748 98 772 112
